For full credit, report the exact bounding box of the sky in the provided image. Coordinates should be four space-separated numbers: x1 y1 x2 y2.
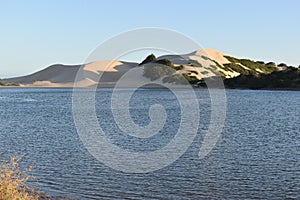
1 0 299 78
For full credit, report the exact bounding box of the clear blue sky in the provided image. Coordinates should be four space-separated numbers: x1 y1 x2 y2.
1 0 299 78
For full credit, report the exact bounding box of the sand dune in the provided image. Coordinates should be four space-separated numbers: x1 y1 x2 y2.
4 64 81 84
194 48 230 64
3 61 138 88
84 60 123 74
157 48 237 78
1 49 244 88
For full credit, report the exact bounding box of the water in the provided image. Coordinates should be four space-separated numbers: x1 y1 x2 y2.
0 88 299 199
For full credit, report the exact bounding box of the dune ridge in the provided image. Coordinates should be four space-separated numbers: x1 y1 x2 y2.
1 48 287 88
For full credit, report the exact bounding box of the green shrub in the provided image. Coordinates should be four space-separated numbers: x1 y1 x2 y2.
0 82 20 86
225 67 300 89
182 74 199 83
189 70 199 74
209 65 217 70
162 74 187 84
139 54 157 65
155 59 174 67
224 56 240 63
256 61 265 65
224 63 251 75
278 63 288 67
173 65 184 70
143 65 175 81
162 73 199 84
201 55 210 60
224 56 277 74
266 62 276 66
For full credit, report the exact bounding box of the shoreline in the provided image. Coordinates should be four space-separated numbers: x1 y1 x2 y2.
0 86 300 91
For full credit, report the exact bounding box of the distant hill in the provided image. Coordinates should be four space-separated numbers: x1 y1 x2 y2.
1 48 299 89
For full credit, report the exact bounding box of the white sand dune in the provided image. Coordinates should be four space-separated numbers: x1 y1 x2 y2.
3 61 138 88
4 64 81 84
194 48 230 64
1 49 249 88
84 60 123 74
157 48 238 79
186 48 242 78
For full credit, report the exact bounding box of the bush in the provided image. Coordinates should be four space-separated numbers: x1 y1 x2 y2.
162 74 188 84
173 65 184 71
239 59 265 71
278 63 288 67
265 62 278 71
0 156 39 200
143 65 175 81
155 59 174 67
224 56 277 74
189 70 199 75
224 56 240 63
182 74 199 84
162 73 199 84
139 54 157 65
224 67 300 89
256 61 265 65
0 82 20 86
266 62 276 66
224 63 248 75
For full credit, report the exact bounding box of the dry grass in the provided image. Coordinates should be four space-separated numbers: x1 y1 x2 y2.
0 156 39 200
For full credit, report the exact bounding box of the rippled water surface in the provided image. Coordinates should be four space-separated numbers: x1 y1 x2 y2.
0 88 299 199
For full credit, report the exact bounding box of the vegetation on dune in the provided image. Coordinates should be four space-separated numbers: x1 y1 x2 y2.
162 73 199 85
141 54 201 84
139 54 175 67
196 55 280 78
189 70 199 75
196 56 229 78
239 59 276 73
143 65 175 81
173 65 184 71
256 61 265 65
224 67 300 89
182 74 199 84
138 54 157 65
223 63 254 76
278 63 288 67
162 74 188 84
224 56 278 75
265 62 278 71
154 59 174 67
266 62 276 66
0 82 20 86
141 53 300 89
0 156 39 200
142 54 192 82
200 55 210 60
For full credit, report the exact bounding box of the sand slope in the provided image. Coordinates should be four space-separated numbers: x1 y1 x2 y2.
3 61 138 87
2 49 263 87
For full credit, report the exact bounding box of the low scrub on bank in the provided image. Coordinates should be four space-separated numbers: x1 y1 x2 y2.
0 156 39 200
